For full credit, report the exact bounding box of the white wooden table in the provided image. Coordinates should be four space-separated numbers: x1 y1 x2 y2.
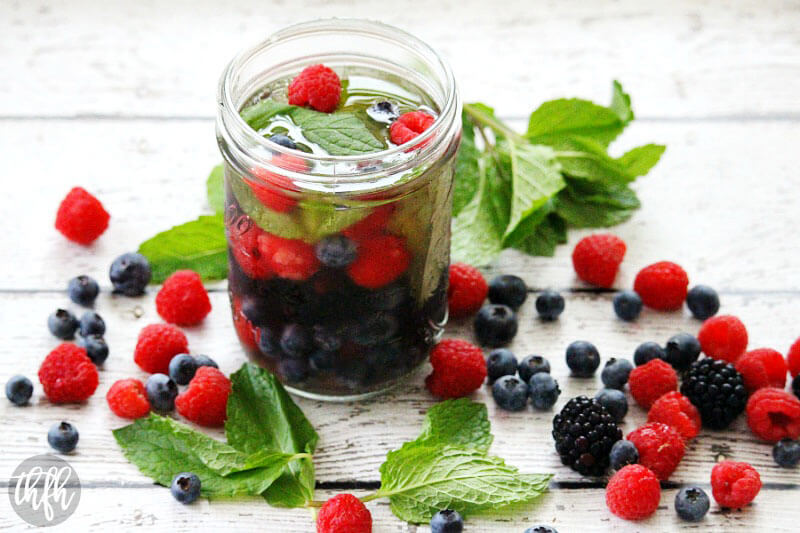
2 0 800 530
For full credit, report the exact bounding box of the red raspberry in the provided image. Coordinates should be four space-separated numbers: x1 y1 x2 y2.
106 379 150 419
647 391 702 440
425 339 487 399
447 263 488 318
627 422 685 481
629 359 678 409
316 493 372 533
571 234 626 288
257 233 320 281
38 343 99 403
697 315 748 363
133 323 189 374
249 155 306 213
54 187 110 245
287 64 341 113
232 296 258 350
342 205 394 241
227 214 272 280
633 261 689 310
389 111 435 145
175 366 231 427
605 464 661 521
347 234 411 289
745 387 800 442
155 270 212 326
711 461 761 508
735 348 787 392
788 337 800 377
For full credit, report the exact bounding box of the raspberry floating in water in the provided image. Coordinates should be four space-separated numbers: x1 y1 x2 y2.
287 64 342 113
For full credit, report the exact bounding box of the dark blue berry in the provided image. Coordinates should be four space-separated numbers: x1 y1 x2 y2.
48 421 78 453
48 309 79 340
609 440 639 470
773 439 800 468
535 290 564 320
241 296 270 326
194 354 218 369
354 313 399 346
566 340 600 377
492 375 529 411
601 357 633 389
595 388 628 422
474 304 518 347
365 284 408 311
518 355 550 383
314 235 358 268
634 341 666 366
258 327 281 356
793 374 800 400
430 509 463 533
309 350 336 372
6 375 33 406
312 324 342 352
168 354 198 385
486 348 518 383
268 133 297 150
171 472 201 504
67 275 99 306
529 373 560 410
686 285 720 320
279 358 309 383
665 332 701 371
366 101 400 124
77 334 109 365
145 373 178 412
613 290 642 321
487 274 528 309
524 527 558 533
78 311 105 337
109 252 152 296
674 486 710 522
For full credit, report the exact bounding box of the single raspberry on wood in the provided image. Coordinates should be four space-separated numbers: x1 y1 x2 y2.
447 262 488 318
389 111 435 145
316 493 372 533
425 339 487 399
287 64 342 113
735 348 788 391
647 391 702 440
175 367 231 427
629 358 678 409
627 422 686 480
347 234 411 289
134 323 189 374
605 464 661 521
55 187 110 245
156 270 212 326
787 337 800 377
697 315 748 363
633 261 689 310
106 379 150 419
38 343 99 403
745 387 800 442
711 461 761 509
571 234 626 288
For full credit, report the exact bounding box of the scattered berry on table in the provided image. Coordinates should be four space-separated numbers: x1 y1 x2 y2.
609 440 639 471
77 334 109 365
633 341 666 366
366 101 400 124
518 354 550 383
194 354 218 369
710 461 761 509
605 464 661 520
745 387 800 442
735 348 788 391
175 367 231 427
571 234 626 288
629 358 678 409
664 332 701 371
38 343 98 403
280 324 313 358
565 340 600 377
47 309 79 340
552 396 622 476
78 310 105 337
267 133 297 150
287 64 341 113
426 339 487 399
145 373 178 413
487 274 528 309
686 284 720 320
5 375 33 406
788 337 800 377
647 391 702 440
106 378 150 419
612 290 642 321
155 270 212 326
47 421 79 453
447 262 488 318
171 473 201 504
529 373 560 410
258 233 320 281
346 234 410 289
314 235 358 269
486 348 518 383
342 205 394 241
67 275 99 306
601 357 633 389
316 493 372 533
674 486 710 522
627 422 685 481
535 290 565 321
430 509 463 533
773 439 800 468
109 252 152 296
633 261 689 311
389 111 435 145
492 375 529 411
134 323 189 374
523 527 558 533
697 314 748 363
595 388 628 422
474 304 518 347
681 357 748 430
169 354 199 385
54 187 110 245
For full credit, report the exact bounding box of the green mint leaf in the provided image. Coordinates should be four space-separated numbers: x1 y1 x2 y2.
229 175 307 241
290 107 385 156
616 143 666 178
415 399 492 452
138 215 227 283
452 113 481 215
207 164 225 215
240 100 296 131
512 213 567 257
555 180 640 228
298 201 370 242
548 135 634 185
610 80 634 124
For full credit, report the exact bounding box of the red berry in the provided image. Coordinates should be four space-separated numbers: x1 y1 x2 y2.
54 187 110 245
175 366 231 427
787 337 800 377
425 339 487 399
647 391 702 440
447 263 488 318
316 493 372 533
38 343 99 403
347 234 411 289
287 64 341 113
342 205 394 241
605 464 661 521
227 214 272 280
258 233 320 281
629 359 678 409
155 270 212 326
735 348 787 392
106 379 150 419
133 323 189 374
571 234 626 288
249 155 306 213
232 296 258 350
389 111 435 145
627 422 686 480
711 461 761 508
633 261 689 310
745 387 800 442
697 315 748 363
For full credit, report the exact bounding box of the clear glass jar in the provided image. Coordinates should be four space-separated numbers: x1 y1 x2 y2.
216 19 461 400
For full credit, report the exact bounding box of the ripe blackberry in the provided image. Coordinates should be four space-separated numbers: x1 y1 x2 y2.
552 396 622 476
681 358 748 430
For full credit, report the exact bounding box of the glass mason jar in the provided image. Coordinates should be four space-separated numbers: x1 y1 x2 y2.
216 19 461 400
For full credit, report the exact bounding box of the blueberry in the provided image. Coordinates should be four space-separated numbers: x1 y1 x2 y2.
268 133 297 150
773 439 800 468
309 349 336 372
312 324 342 352
609 440 639 470
529 373 560 410
366 101 400 124
6 375 33 406
613 290 642 321
674 486 710 522
487 274 528 309
354 313 399 346
48 421 79 453
365 284 408 311
518 355 550 383
601 357 633 389
77 334 109 365
194 354 218 369
241 296 271 326
594 388 628 422
686 285 720 320
524 526 559 533
109 252 152 296
491 375 529 411
146 373 178 412
566 340 600 377
258 327 281 356
169 354 198 385
278 358 309 383
67 275 99 306
535 290 565 321
664 332 701 370
486 348 518 383
78 311 105 337
48 309 79 340
634 341 666 366
315 235 358 268
474 304 518 347
430 509 463 533
793 374 800 400
171 472 201 504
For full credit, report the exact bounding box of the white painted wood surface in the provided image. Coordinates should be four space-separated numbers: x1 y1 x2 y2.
2 0 800 531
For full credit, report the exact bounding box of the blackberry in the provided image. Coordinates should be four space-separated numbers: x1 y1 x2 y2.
552 396 622 476
680 358 748 429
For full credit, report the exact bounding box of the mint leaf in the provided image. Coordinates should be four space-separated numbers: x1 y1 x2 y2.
555 180 640 228
138 215 227 283
291 107 385 155
512 213 567 257
616 143 666 178
415 399 492 452
298 201 371 242
229 175 307 241
610 80 634 124
453 113 480 216
240 100 295 131
207 164 225 215
548 135 633 185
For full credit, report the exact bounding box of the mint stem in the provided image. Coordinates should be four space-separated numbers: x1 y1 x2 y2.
464 103 525 143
